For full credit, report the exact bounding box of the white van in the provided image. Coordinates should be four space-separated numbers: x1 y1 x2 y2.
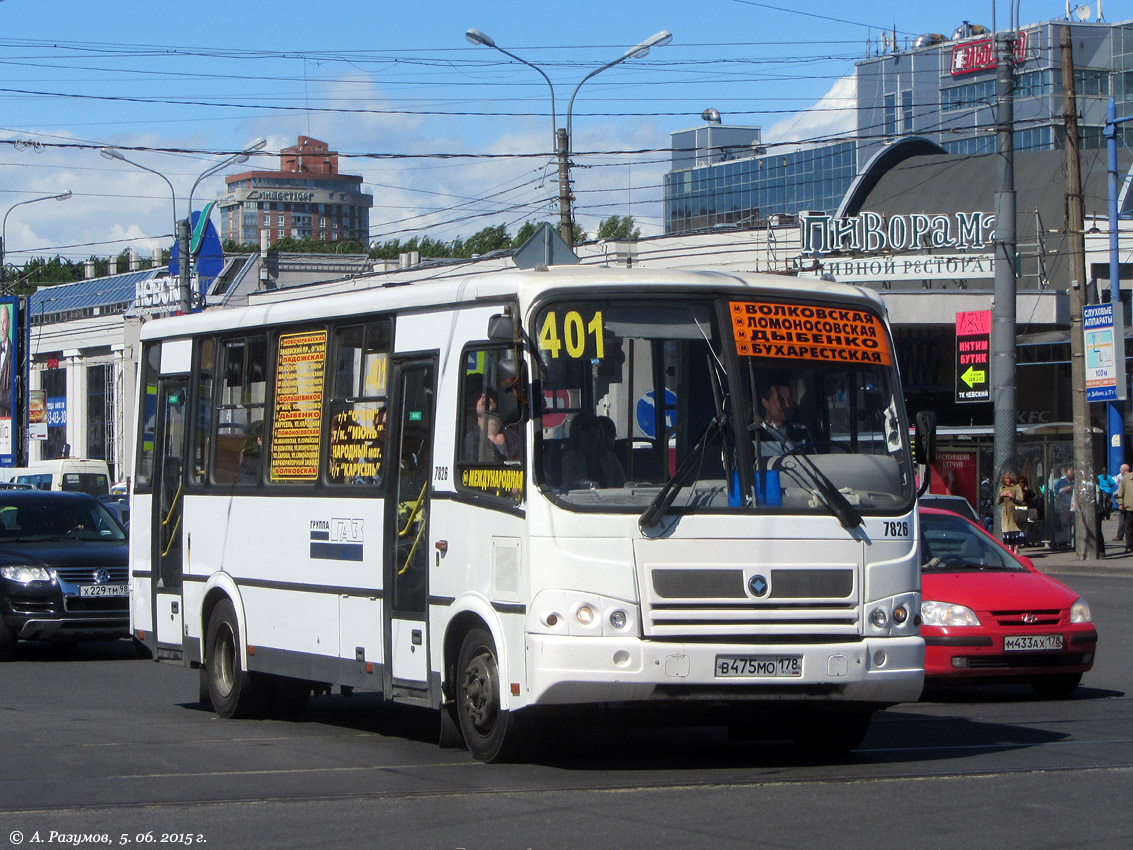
4 459 111 497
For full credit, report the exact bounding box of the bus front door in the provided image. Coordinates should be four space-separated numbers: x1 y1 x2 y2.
152 378 188 656
384 358 436 701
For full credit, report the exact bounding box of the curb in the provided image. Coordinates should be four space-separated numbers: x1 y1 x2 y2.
1023 549 1132 575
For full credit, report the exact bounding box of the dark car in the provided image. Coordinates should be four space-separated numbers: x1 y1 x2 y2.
919 506 1096 697
0 491 130 659
918 493 980 524
97 494 131 528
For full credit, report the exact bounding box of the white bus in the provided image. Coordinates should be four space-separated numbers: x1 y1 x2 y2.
130 266 933 761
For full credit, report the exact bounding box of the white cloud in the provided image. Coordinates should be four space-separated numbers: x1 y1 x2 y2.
765 75 858 147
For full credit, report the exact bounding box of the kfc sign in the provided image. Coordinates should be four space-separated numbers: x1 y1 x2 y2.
950 32 1027 76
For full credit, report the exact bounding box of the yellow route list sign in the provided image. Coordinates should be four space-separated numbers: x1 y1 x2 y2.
270 330 327 481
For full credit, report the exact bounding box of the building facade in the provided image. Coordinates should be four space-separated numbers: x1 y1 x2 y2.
665 14 1133 232
216 136 373 247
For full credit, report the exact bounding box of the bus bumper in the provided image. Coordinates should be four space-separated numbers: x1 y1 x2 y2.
523 634 924 707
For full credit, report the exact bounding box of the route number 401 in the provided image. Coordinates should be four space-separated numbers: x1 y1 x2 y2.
538 310 605 359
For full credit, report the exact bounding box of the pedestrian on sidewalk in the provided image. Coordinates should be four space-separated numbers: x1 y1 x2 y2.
1117 466 1133 553
998 470 1026 555
1114 463 1130 541
1054 466 1075 549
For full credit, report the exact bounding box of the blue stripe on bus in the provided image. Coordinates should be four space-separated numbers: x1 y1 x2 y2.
309 530 330 541
310 542 364 561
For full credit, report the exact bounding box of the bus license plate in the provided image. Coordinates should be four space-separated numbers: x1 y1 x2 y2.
1003 634 1063 652
715 655 802 678
80 584 128 598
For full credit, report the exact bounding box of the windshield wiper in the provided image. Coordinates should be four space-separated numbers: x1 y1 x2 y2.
762 422 862 529
639 415 723 530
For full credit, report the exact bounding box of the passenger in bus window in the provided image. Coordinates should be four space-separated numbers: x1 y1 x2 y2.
560 412 626 489
463 392 521 463
238 421 263 483
755 374 813 454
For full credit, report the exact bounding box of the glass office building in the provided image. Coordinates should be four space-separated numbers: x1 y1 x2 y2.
664 141 856 233
664 15 1133 234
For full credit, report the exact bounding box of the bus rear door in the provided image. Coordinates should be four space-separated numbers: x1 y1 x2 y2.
151 376 188 657
384 357 436 702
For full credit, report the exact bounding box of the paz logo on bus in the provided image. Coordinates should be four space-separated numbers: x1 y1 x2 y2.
748 575 769 597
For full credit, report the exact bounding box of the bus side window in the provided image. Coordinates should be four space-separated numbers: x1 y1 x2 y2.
455 346 525 503
135 343 161 489
190 338 215 485
327 320 390 487
213 336 267 485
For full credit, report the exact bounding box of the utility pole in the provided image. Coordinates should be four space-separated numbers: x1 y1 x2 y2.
556 128 574 248
177 218 192 315
1062 25 1099 559
991 30 1018 538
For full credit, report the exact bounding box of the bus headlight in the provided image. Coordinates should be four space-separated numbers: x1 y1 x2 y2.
529 590 640 637
866 594 919 634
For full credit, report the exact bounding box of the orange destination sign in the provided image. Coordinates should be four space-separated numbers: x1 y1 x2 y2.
729 301 892 365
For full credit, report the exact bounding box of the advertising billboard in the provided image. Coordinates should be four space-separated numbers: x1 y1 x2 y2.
0 296 17 465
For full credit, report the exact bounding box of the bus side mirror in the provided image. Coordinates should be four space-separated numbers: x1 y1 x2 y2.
495 357 528 426
914 410 937 465
487 314 515 342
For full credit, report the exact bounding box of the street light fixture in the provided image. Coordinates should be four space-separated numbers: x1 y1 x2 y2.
0 189 72 468
100 147 179 244
187 137 267 221
100 138 266 314
179 138 267 313
465 28 557 135
466 29 671 248
1 191 73 288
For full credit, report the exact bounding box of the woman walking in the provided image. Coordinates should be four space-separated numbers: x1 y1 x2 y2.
998 470 1026 554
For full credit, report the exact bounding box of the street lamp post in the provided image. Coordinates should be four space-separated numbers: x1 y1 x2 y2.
466 28 671 248
100 139 265 313
100 148 178 240
1 190 72 468
1 191 73 288
1104 96 1133 478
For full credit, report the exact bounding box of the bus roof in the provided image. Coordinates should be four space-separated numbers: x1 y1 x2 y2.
138 266 886 341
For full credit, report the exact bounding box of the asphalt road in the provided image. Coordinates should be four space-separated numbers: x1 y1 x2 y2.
1 571 1130 850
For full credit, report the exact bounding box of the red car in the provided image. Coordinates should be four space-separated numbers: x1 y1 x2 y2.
918 506 1097 697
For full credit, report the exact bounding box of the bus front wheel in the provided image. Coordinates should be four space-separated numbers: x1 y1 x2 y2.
456 628 525 762
205 599 270 719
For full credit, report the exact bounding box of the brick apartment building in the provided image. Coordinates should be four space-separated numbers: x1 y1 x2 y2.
216 136 373 247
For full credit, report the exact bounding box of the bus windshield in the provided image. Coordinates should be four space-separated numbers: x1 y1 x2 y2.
534 297 914 517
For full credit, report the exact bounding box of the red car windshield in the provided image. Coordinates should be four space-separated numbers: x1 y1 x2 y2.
920 511 1026 572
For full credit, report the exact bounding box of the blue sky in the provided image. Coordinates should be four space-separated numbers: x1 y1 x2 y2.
0 0 1119 264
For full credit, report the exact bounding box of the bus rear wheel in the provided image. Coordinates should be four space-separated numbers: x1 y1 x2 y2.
456 628 526 762
205 599 270 719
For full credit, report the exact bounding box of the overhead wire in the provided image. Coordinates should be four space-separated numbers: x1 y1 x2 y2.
0 22 1111 257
